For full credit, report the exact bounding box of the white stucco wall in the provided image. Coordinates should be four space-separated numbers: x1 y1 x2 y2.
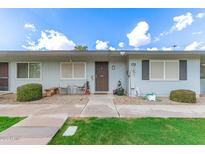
6 57 127 94
128 58 201 96
1 55 201 96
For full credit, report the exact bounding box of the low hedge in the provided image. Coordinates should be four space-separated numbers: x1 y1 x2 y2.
17 83 43 102
169 89 196 103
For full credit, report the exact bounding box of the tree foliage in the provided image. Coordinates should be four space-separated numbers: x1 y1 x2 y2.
74 45 88 51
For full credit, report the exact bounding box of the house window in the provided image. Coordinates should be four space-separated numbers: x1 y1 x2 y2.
200 64 205 79
60 62 86 79
61 63 72 79
165 61 179 80
150 61 164 80
16 62 41 79
17 63 28 78
29 63 41 78
73 63 85 78
150 60 179 80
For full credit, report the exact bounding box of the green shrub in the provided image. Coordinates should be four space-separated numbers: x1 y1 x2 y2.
17 83 43 102
116 89 125 96
169 89 196 103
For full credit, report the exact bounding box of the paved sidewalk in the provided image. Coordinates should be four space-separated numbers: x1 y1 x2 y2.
0 103 86 145
1 95 205 144
116 104 205 117
81 95 119 117
0 115 67 145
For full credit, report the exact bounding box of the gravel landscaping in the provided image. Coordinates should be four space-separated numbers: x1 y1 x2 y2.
113 95 205 105
0 93 89 104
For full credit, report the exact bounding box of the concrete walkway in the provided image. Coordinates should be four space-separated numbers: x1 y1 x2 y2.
2 95 205 144
0 103 85 145
81 95 118 117
116 105 205 118
0 115 66 145
80 94 205 118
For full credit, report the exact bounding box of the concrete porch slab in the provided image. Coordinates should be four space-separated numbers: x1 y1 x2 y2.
80 95 119 117
81 104 118 117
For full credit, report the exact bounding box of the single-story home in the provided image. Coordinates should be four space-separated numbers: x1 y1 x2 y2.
0 51 205 96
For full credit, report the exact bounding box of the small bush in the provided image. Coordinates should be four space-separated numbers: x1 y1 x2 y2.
17 83 43 102
169 89 196 103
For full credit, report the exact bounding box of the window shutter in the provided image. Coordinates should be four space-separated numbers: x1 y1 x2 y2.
179 60 187 80
142 60 149 80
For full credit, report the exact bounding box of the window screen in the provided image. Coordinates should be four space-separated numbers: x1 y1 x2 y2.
29 63 41 78
150 61 164 80
74 63 85 78
61 63 72 78
17 63 28 78
165 61 179 80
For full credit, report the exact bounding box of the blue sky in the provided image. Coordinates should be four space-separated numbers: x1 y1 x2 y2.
0 8 205 51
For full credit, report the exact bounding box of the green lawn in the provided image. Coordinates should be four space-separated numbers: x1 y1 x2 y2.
49 117 205 145
0 116 24 132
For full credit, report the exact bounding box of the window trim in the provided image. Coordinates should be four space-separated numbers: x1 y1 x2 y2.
149 60 179 81
15 62 42 80
200 64 205 79
60 62 86 80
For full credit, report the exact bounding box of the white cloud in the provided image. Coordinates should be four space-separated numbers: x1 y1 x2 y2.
171 12 193 32
134 47 140 50
162 47 172 51
192 31 203 35
109 46 116 51
95 40 109 50
127 21 151 47
201 45 205 50
196 12 205 19
153 37 160 42
147 47 158 51
159 31 170 37
23 29 76 50
24 23 36 32
154 12 194 42
147 46 179 51
184 41 202 51
95 40 117 50
118 42 124 48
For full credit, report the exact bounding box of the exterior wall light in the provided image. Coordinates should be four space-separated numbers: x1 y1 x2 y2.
112 65 116 70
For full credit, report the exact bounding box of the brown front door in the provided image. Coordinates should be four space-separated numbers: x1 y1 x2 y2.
95 62 108 91
0 62 9 91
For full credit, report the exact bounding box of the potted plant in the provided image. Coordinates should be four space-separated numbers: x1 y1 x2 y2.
113 80 125 96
